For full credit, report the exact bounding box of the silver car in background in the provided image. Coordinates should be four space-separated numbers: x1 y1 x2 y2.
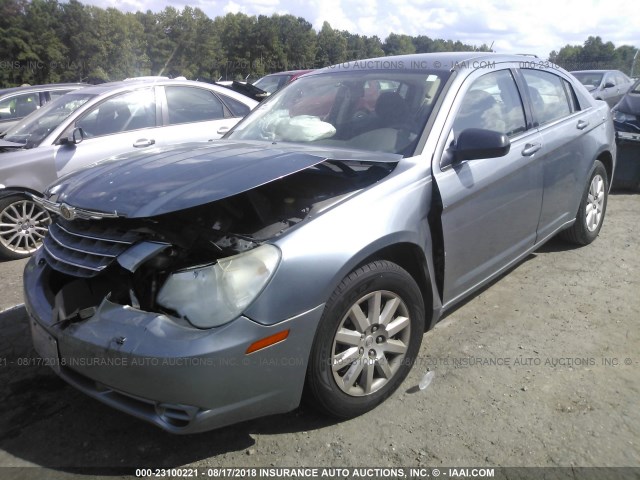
570 69 634 107
0 78 257 259
0 83 87 134
24 53 616 433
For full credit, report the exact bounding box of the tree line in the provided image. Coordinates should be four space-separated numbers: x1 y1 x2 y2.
550 36 638 75
1 0 493 86
0 0 637 87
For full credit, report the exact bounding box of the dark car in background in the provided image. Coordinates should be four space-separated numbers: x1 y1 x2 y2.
252 69 313 96
0 78 257 259
570 70 634 107
24 53 615 434
0 83 87 134
612 78 640 190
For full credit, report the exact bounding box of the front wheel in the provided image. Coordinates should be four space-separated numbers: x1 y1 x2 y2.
0 194 51 260
560 160 608 245
305 260 424 418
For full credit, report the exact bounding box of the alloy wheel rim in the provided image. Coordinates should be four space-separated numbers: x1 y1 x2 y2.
0 199 51 254
585 174 605 232
331 290 411 396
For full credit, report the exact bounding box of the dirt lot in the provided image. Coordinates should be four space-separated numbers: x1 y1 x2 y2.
0 193 638 478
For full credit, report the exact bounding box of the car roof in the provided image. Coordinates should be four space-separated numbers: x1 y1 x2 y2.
0 83 87 97
75 78 251 97
309 52 557 75
263 69 314 77
570 70 621 74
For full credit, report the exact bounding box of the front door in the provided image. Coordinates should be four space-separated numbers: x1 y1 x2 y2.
432 68 544 306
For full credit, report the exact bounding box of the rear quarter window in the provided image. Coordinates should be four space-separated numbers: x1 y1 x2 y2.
562 79 580 112
219 94 250 117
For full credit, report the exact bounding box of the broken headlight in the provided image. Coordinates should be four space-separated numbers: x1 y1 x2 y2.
156 244 281 328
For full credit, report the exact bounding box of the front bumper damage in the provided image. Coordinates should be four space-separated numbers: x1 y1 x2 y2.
24 250 323 434
24 146 397 432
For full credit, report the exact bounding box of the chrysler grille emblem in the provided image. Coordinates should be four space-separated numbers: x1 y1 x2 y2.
59 204 76 221
29 195 120 220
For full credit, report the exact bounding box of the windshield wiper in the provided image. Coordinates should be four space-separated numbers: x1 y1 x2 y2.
0 139 27 149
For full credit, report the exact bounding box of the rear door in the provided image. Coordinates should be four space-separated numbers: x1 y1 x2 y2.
615 72 633 102
432 66 544 306
519 69 591 240
157 85 246 145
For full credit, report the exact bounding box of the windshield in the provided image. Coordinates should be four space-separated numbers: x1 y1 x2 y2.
252 74 291 94
2 92 95 148
572 72 604 88
230 70 449 156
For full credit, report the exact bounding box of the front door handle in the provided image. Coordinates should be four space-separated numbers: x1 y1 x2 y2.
577 120 589 130
133 139 155 148
522 143 541 156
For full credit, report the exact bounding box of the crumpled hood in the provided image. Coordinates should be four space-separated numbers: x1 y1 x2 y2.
48 140 399 218
615 92 640 115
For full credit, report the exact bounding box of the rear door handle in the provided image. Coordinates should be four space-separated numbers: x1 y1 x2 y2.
576 120 589 130
133 139 155 148
522 143 541 156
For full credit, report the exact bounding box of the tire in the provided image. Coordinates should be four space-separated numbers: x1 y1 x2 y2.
305 260 424 419
560 160 608 245
0 194 51 260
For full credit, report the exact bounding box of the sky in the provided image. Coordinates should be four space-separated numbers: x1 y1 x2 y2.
82 0 640 60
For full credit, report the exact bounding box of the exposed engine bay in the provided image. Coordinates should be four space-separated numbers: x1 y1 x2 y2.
42 159 395 326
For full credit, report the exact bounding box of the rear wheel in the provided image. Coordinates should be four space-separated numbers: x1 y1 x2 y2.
560 160 608 245
306 260 424 418
0 194 51 260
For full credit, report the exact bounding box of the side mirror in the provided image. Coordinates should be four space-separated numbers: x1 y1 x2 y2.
443 128 510 167
603 81 615 89
60 127 85 146
456 128 510 161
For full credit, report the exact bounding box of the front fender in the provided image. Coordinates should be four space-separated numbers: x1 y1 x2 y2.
245 163 437 325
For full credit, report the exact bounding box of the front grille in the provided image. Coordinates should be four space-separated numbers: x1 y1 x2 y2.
43 220 143 278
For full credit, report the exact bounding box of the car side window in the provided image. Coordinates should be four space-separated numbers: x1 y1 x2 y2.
254 75 283 94
615 74 628 86
452 69 526 138
562 79 580 112
76 89 156 138
165 86 225 125
49 90 74 100
0 93 39 120
521 69 572 126
219 94 250 117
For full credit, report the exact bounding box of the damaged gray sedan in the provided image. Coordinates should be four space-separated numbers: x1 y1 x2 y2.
24 53 616 433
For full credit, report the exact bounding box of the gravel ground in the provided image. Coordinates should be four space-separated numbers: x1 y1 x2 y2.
0 193 638 479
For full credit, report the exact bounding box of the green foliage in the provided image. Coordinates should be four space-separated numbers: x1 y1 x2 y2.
550 36 638 75
382 33 416 56
4 1 631 87
316 22 347 66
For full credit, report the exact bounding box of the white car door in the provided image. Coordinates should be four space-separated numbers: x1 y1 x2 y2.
157 85 245 145
54 88 161 177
